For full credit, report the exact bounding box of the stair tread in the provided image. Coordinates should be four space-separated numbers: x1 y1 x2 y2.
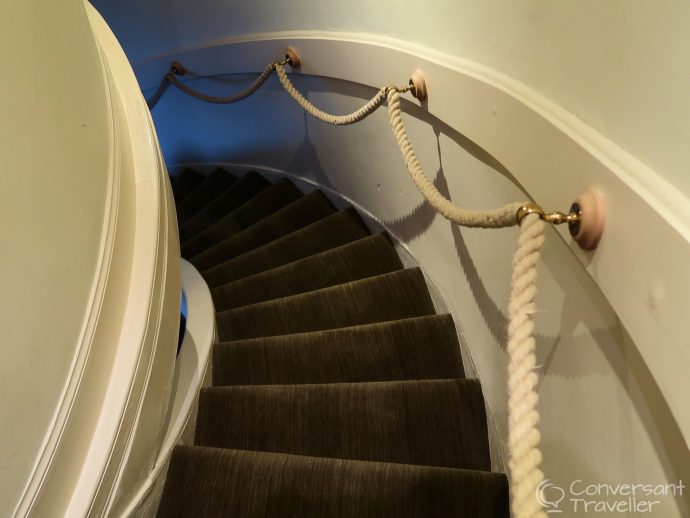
212 233 403 311
182 178 302 258
195 378 490 471
216 268 435 341
157 446 509 518
190 190 338 271
212 315 465 386
176 168 237 226
171 168 204 204
179 171 270 243
202 208 370 288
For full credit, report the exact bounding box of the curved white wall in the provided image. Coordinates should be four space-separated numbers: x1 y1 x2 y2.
95 0 690 197
92 1 690 515
0 1 111 513
0 3 183 515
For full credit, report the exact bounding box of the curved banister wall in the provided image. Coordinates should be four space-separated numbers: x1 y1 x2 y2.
133 37 689 516
0 0 111 514
1 2 181 516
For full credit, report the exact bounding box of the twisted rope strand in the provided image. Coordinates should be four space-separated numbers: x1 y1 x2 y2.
273 68 526 227
508 213 546 518
274 65 389 125
166 64 275 104
146 76 171 110
385 88 523 228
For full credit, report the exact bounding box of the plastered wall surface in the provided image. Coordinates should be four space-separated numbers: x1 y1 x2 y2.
92 1 690 514
0 1 111 513
95 0 690 197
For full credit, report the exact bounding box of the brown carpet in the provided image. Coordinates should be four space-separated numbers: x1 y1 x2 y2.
176 168 237 226
179 171 269 242
157 169 509 517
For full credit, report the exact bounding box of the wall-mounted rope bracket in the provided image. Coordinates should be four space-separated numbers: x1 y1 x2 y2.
516 187 605 250
515 203 581 226
170 61 187 76
409 69 427 101
284 47 301 68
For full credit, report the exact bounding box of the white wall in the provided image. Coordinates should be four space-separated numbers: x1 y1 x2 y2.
0 1 112 514
94 0 690 198
92 0 690 515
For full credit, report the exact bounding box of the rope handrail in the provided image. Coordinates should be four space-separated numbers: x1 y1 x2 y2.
147 51 605 518
165 63 275 105
274 65 394 125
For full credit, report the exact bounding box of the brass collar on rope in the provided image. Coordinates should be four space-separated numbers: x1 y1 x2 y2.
516 202 583 236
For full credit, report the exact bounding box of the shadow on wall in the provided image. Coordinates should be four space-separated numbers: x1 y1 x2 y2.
395 105 688 509
286 76 690 512
148 71 689 515
147 72 522 189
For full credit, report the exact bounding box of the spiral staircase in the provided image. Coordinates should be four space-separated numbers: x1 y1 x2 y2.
156 168 509 517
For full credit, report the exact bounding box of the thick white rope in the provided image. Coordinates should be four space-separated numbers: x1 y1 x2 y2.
276 72 547 516
274 65 391 125
385 88 522 228
166 64 275 104
164 61 547 516
508 213 546 518
384 85 547 517
162 63 391 125
274 65 523 227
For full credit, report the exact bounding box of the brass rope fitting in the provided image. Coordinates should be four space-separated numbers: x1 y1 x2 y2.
516 202 583 237
285 47 301 68
515 203 544 224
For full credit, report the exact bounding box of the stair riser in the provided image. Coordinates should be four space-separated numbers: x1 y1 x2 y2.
212 315 465 385
171 168 204 204
216 269 435 341
190 191 338 271
182 179 302 258
179 172 270 242
211 234 403 310
158 446 509 518
201 209 370 288
194 379 491 471
177 168 237 226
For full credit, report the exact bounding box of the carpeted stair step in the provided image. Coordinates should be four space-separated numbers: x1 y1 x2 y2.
190 190 338 271
216 268 435 341
181 178 302 258
202 208 370 288
179 171 270 243
171 168 204 204
176 168 237 226
157 446 509 518
212 315 465 386
195 378 490 471
211 233 403 311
